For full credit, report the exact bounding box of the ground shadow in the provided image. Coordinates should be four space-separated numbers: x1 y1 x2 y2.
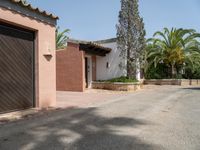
0 107 164 150
182 87 200 91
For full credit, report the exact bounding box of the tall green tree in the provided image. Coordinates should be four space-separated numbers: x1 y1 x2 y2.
56 27 70 50
117 0 146 79
146 28 200 78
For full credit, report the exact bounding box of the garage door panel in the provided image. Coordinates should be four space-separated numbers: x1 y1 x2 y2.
0 23 34 113
0 39 33 83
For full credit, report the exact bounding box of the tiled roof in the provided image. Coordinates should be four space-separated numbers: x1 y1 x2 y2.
10 0 59 19
68 39 112 52
94 38 117 44
86 42 112 52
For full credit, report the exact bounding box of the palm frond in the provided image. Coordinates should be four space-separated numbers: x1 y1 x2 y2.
56 27 70 50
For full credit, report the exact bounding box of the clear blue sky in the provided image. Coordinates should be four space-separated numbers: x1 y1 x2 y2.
28 0 200 41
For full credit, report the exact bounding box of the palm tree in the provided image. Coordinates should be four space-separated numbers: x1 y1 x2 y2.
146 28 200 78
56 27 70 50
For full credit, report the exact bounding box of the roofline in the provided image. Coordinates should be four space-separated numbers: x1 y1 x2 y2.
11 0 59 19
94 38 117 44
0 0 58 26
67 39 90 45
67 38 112 56
68 38 117 45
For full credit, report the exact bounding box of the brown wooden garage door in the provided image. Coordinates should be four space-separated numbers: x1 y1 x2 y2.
0 23 35 113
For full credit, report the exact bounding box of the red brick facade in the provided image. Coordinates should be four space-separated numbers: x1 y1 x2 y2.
56 42 85 92
56 42 98 92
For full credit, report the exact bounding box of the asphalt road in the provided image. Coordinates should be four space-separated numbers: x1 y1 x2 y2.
0 86 200 150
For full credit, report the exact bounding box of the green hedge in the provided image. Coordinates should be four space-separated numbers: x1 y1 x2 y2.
145 64 200 79
183 67 200 79
97 76 138 83
145 64 169 79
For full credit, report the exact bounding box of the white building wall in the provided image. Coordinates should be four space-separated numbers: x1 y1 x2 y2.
96 42 126 80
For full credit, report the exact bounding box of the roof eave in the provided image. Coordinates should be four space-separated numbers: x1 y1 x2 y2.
10 0 59 20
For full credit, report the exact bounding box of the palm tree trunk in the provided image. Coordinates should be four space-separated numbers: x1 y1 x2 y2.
171 64 175 78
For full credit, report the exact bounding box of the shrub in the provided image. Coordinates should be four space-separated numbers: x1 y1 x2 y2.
145 64 169 79
183 67 200 79
97 76 138 83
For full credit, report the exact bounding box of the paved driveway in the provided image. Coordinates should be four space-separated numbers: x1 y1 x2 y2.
0 86 200 150
56 89 127 108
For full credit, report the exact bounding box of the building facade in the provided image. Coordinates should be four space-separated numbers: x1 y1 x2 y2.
95 38 127 80
0 0 58 113
56 39 112 92
56 38 127 92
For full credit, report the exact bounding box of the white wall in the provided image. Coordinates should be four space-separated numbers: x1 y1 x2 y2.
96 42 126 80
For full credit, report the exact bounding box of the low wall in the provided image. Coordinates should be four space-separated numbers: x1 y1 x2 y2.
144 79 200 86
181 79 200 86
92 82 142 91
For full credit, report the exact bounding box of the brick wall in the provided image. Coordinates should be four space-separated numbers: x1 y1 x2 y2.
56 42 85 92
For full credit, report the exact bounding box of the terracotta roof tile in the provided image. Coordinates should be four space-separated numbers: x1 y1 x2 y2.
68 39 112 56
10 0 59 19
68 39 112 52
94 38 117 44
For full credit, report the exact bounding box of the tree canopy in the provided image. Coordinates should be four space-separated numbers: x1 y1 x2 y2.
145 28 200 79
117 0 146 79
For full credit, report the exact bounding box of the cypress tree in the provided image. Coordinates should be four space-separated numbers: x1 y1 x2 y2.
117 0 146 79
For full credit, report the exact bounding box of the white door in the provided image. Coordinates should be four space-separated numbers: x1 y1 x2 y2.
85 56 92 88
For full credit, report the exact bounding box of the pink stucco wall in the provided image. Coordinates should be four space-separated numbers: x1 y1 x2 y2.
0 7 56 108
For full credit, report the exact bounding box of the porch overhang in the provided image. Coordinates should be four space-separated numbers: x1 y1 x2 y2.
79 42 111 56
